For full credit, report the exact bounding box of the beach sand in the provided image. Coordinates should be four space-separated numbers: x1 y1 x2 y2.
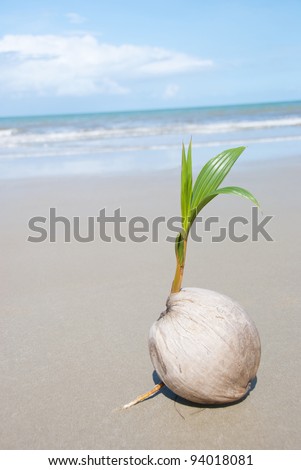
0 157 300 449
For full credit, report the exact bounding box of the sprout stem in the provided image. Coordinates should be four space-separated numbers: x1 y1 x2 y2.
171 238 187 293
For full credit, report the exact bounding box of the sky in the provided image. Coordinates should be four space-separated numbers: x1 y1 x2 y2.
0 0 300 116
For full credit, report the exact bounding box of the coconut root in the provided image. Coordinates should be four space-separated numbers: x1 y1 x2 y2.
122 382 164 410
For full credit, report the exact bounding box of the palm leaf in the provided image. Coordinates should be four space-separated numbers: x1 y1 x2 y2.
181 144 187 223
189 146 249 228
213 186 259 206
186 139 192 209
191 147 245 210
189 185 259 227
175 232 185 265
181 141 193 232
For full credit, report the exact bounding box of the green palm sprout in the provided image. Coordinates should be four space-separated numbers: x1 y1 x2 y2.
171 142 259 293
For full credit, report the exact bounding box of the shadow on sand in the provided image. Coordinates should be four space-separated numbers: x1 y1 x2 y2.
145 370 258 414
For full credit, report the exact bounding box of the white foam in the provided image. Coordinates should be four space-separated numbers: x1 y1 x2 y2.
1 134 301 161
0 128 17 138
0 116 301 148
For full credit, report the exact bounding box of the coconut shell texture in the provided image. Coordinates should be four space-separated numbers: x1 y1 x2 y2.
149 288 261 404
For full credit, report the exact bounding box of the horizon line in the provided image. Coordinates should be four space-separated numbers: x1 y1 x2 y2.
0 98 300 121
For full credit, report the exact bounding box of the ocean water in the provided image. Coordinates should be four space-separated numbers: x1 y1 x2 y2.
0 101 301 179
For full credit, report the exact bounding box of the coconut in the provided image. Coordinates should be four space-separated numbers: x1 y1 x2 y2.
149 287 261 404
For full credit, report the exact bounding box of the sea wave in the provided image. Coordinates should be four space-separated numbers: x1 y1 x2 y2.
0 128 17 138
0 116 301 147
1 134 301 160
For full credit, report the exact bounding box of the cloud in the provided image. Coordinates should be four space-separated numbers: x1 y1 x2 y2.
164 84 180 98
0 34 213 96
66 13 86 25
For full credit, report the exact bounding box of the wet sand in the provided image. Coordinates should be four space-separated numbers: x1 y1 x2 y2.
0 157 300 449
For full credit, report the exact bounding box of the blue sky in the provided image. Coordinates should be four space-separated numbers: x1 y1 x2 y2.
0 0 300 116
